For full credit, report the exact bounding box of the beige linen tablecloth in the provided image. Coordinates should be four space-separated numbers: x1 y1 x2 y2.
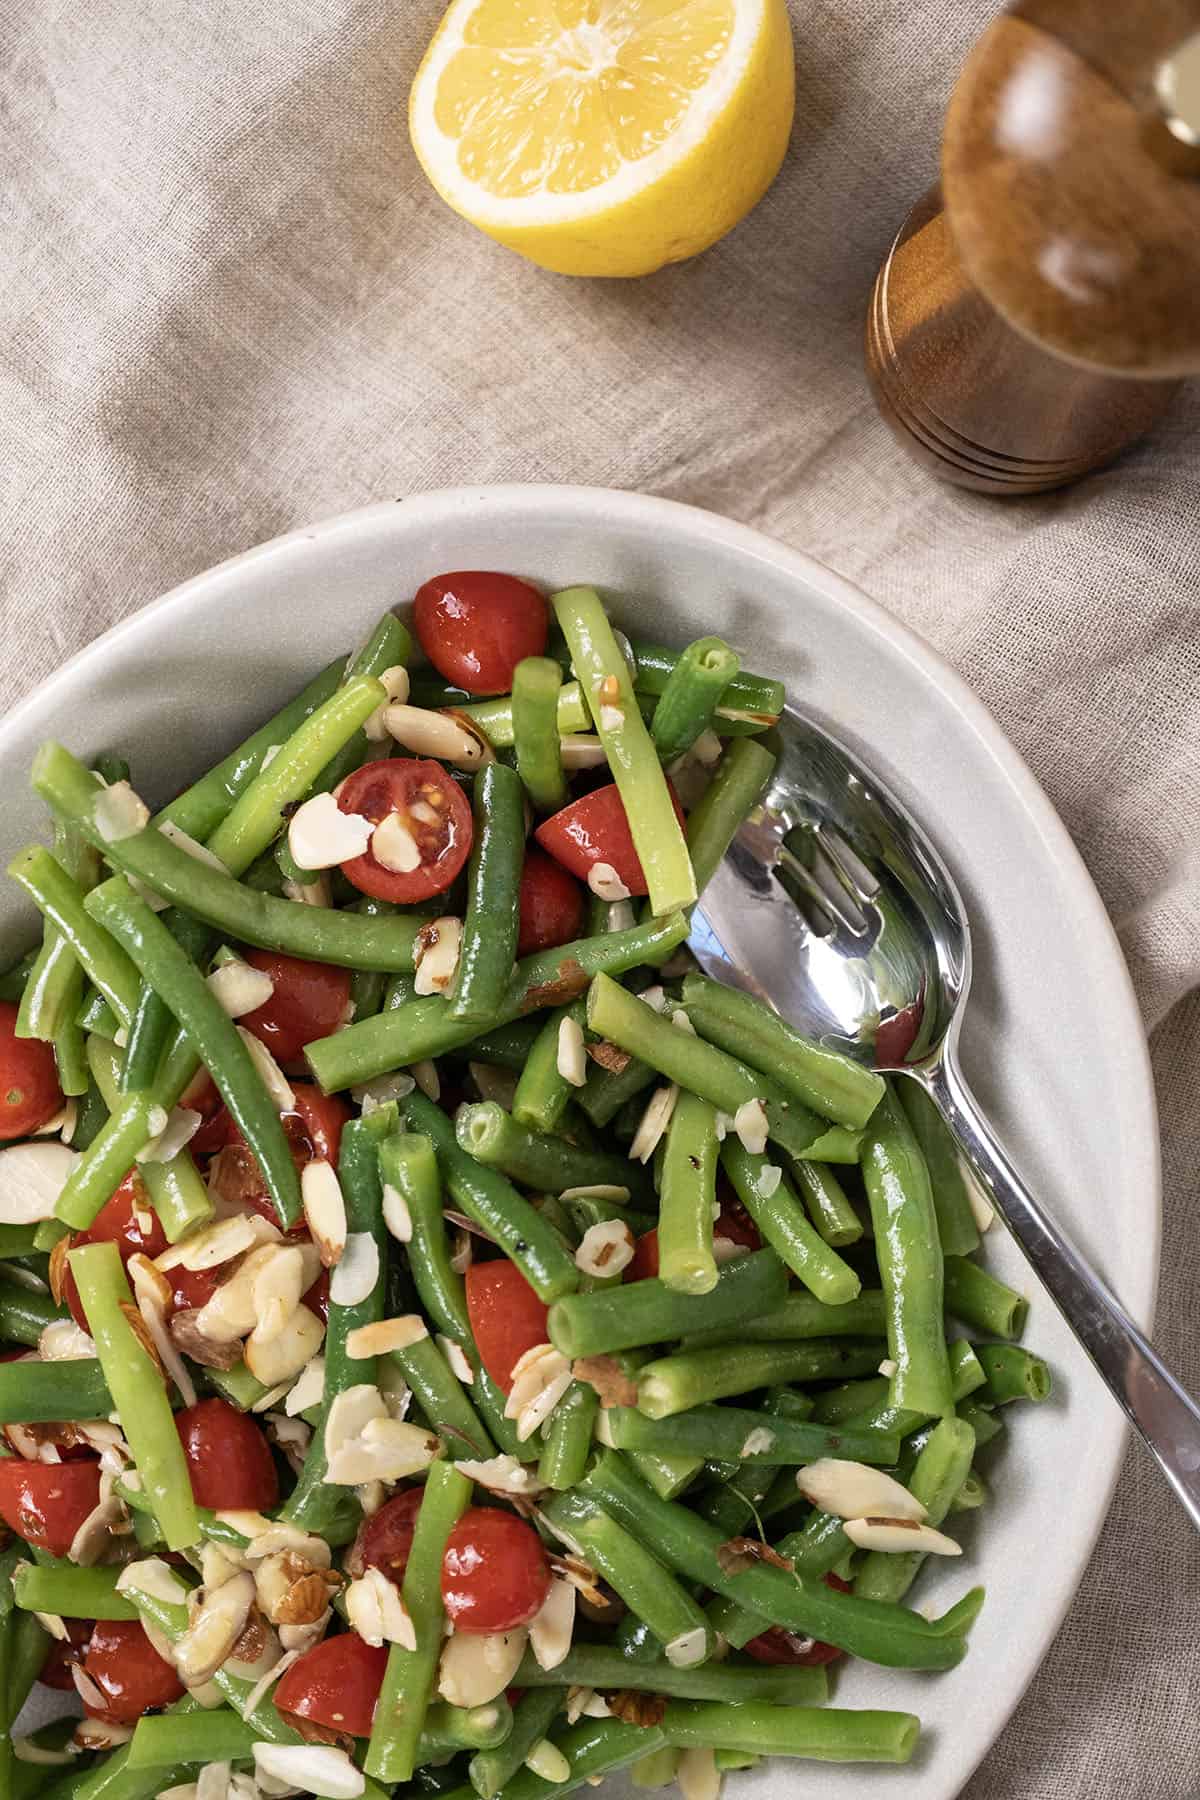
2 0 1199 1790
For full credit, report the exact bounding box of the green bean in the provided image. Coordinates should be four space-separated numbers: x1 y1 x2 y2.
343 900 395 1023
379 1132 470 1343
975 1341 1052 1404
456 682 591 750
495 1717 668 1800
13 1563 138 1621
512 657 570 813
71 1241 197 1548
538 1381 599 1490
577 1053 657 1130
382 1335 496 1462
944 1254 1028 1340
38 1738 193 1800
692 1454 779 1538
33 742 431 971
120 912 213 1098
156 659 344 841
285 1108 393 1529
307 910 689 1092
8 847 141 1029
139 1150 213 1243
543 1492 715 1663
706 1505 856 1649
582 1452 972 1669
861 1085 953 1419
516 1644 826 1705
547 1247 786 1358
471 1687 567 1800
657 1090 718 1294
17 824 100 1050
631 644 784 722
855 1417 976 1603
511 998 587 1135
77 988 119 1036
125 1710 255 1767
0 952 35 1005
951 1469 988 1513
0 1276 68 1351
897 1081 981 1256
681 737 776 899
456 1101 651 1205
423 1698 514 1753
681 976 884 1130
713 1749 760 1773
810 1375 890 1426
556 1191 653 1242
402 1092 579 1304
791 1157 863 1246
720 1141 861 1305
310 612 414 798
649 637 741 763
68 1074 109 1150
637 1339 886 1419
55 1091 160 1230
685 1288 888 1348
604 1406 901 1467
458 1017 546 1073
451 763 525 1023
662 1700 918 1764
956 1397 1004 1447
553 588 695 917
795 1124 863 1164
0 1227 38 1259
6 1610 51 1736
366 1460 473 1783
631 1746 682 1789
83 877 302 1227
626 1451 704 1500
204 674 386 873
53 1011 89 1097
586 975 825 1160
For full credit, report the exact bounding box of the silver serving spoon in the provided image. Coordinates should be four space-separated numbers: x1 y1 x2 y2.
689 705 1200 1530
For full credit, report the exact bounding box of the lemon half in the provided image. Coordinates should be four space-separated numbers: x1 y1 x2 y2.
409 0 795 277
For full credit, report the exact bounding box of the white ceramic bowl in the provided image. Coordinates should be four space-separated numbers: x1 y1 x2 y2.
0 487 1159 1794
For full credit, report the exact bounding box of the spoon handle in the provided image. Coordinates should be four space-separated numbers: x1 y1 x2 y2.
920 1054 1200 1533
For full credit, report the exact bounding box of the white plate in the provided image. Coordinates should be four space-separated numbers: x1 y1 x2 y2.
0 486 1159 1793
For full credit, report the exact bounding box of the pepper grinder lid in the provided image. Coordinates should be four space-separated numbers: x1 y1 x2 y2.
942 0 1200 377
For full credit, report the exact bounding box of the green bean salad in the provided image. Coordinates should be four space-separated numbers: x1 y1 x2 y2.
0 574 1050 1800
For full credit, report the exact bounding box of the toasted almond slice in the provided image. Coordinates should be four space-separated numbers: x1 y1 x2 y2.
301 1161 347 1268
529 1576 575 1671
352 1071 416 1112
413 917 463 997
795 1458 927 1522
174 1571 256 1685
842 1517 961 1555
324 1384 387 1464
94 780 149 842
288 792 374 870
712 1236 750 1266
438 1627 528 1708
371 812 422 874
505 1343 572 1442
241 1647 302 1721
437 1334 474 1383
330 1232 379 1307
382 1183 413 1243
556 1015 588 1087
345 1315 428 1359
208 960 276 1020
193 1243 286 1342
0 1140 80 1226
574 1220 634 1279
739 1427 776 1457
116 1556 192 1607
237 1029 295 1112
158 1212 278 1273
326 1419 440 1486
363 666 412 742
526 1742 571 1783
586 862 630 903
559 736 607 771
137 1106 202 1165
411 1059 441 1101
284 872 332 907
453 1454 543 1494
677 1746 720 1800
629 1084 678 1163
244 1304 325 1387
128 1252 197 1406
252 1743 365 1800
73 1717 136 1752
11 1737 74 1766
733 1098 769 1155
250 1244 306 1345
285 1355 326 1418
38 1319 96 1361
383 705 488 768
345 1565 417 1650
559 1183 630 1203
158 821 229 871
758 1164 783 1199
665 1625 709 1669
244 1523 330 1568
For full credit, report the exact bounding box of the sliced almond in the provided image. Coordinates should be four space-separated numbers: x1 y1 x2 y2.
556 1015 588 1087
574 1220 634 1279
559 1184 630 1203
330 1232 379 1308
245 1304 325 1387
559 736 607 771
381 1183 413 1243
411 1058 441 1101
586 862 631 903
505 1343 573 1442
195 1243 288 1342
629 1084 678 1163
757 1164 783 1199
382 705 489 768
129 1252 197 1405
437 1334 474 1384
208 960 276 1020
413 916 463 997
795 1459 927 1522
528 1576 575 1671
452 1454 544 1495
236 1029 295 1112
250 1244 307 1345
324 1384 387 1462
345 1315 427 1360
287 792 375 870
73 1717 136 1752
137 1106 202 1164
733 1099 769 1155
38 1318 96 1361
116 1556 192 1607
842 1517 961 1555
326 1418 441 1486
371 813 422 874
438 1627 528 1707
175 1571 256 1685
345 1565 417 1650
0 1141 80 1225
244 1523 330 1567
94 780 149 842
252 1743 365 1800
363 665 412 741
677 1746 720 1800
285 1355 326 1417
158 1212 279 1273
664 1625 709 1669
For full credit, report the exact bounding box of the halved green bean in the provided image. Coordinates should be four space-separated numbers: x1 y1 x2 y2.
720 1140 861 1305
512 998 587 1135
681 975 884 1130
457 681 591 750
791 1157 863 1246
13 1563 138 1621
456 1101 651 1204
307 911 689 1092
538 1380 599 1490
71 1241 198 1548
553 588 695 917
0 1357 111 1422
382 1334 496 1462
586 975 825 1160
379 1132 470 1343
55 1091 160 1230
650 637 741 763
944 1254 1028 1340
897 1081 981 1257
861 1085 953 1419
126 1710 255 1767
976 1341 1052 1404
366 1460 473 1782
855 1416 976 1604
635 1340 887 1420
0 1275 68 1350
451 763 525 1023
662 1700 918 1765
513 657 570 813
8 847 141 1029
605 1406 900 1467
657 1090 718 1295
685 1289 888 1348
547 1248 787 1359
544 1492 714 1663
402 1091 579 1304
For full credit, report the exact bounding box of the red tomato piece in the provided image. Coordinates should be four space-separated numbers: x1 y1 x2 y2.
38 1620 92 1690
357 1487 424 1587
714 1186 762 1253
64 1169 167 1330
625 1228 660 1283
534 783 685 898
0 1458 102 1557
180 1069 228 1155
238 951 351 1066
303 1268 330 1324
275 1631 388 1738
83 1619 184 1721
517 849 585 958
442 1507 551 1633
0 1001 62 1140
175 1398 278 1511
464 1261 549 1394
207 1087 349 1221
743 1574 852 1667
413 572 548 696
337 760 473 905
168 1262 224 1314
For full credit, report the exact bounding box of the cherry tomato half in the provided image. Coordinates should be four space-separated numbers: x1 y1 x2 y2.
517 849 585 958
714 1184 762 1253
276 1631 387 1738
65 1169 167 1331
0 1458 102 1557
303 1268 330 1324
175 1398 278 1511
534 782 685 898
0 1001 62 1140
337 760 473 905
357 1488 424 1586
743 1574 852 1667
238 951 351 1067
442 1506 551 1633
625 1228 659 1283
82 1619 184 1721
206 1087 350 1217
38 1620 92 1690
464 1260 549 1394
413 572 548 696
180 1069 229 1156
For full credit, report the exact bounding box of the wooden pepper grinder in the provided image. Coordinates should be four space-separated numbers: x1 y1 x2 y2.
866 0 1200 494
